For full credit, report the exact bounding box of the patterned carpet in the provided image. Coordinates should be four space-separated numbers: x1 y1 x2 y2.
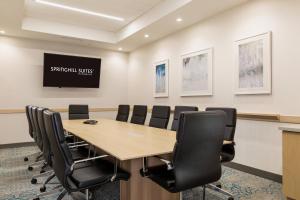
0 146 285 200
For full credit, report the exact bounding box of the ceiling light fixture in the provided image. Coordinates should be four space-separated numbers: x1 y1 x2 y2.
0 30 5 34
118 47 123 51
144 34 149 38
35 0 124 21
176 18 183 22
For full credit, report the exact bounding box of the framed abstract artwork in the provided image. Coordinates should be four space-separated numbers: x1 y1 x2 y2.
153 60 169 98
181 48 213 96
235 32 272 94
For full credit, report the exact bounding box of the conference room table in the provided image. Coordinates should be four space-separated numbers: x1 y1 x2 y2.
63 118 232 200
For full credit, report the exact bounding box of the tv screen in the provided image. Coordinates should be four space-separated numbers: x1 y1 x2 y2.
43 53 101 88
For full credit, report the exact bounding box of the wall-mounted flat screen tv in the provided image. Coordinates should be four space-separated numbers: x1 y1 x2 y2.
43 53 101 88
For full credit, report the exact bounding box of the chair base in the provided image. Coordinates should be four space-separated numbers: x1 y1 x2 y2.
40 172 56 192
207 183 234 200
34 184 63 200
28 160 45 171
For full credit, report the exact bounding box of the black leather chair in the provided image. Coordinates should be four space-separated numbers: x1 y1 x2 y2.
141 111 226 199
69 104 89 120
28 105 37 143
130 105 147 125
30 107 55 186
25 105 34 140
171 106 198 131
43 110 130 200
116 105 130 122
24 105 35 162
149 106 171 129
32 107 44 156
32 107 90 197
26 106 44 171
206 107 237 200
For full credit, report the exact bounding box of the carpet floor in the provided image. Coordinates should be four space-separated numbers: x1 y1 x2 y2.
0 146 285 200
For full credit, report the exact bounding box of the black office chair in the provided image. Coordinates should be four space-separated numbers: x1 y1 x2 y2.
43 110 130 200
206 107 237 200
171 106 198 131
32 107 90 198
68 104 89 144
149 106 171 129
141 111 226 199
24 105 35 162
32 107 44 157
130 105 147 125
25 105 34 140
69 104 89 120
26 106 44 171
116 105 130 122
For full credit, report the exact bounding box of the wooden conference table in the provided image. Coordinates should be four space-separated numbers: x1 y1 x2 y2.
63 118 231 200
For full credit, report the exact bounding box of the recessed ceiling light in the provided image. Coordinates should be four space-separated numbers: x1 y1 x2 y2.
144 34 149 38
35 0 124 21
176 18 183 22
0 30 5 34
118 47 123 51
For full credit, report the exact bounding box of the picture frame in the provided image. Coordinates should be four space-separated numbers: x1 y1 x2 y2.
153 59 169 98
235 32 272 95
180 48 213 96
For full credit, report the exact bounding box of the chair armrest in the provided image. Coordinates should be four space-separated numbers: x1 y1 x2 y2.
67 141 86 146
69 143 89 149
154 156 173 170
223 140 235 146
64 130 73 137
70 155 109 171
65 134 73 138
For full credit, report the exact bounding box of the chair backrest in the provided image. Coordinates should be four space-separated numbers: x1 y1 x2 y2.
25 105 34 138
69 104 89 120
28 106 37 142
172 111 225 191
44 110 74 187
32 106 44 151
171 106 198 131
116 105 130 122
37 107 51 165
149 106 171 129
205 107 237 141
130 105 147 125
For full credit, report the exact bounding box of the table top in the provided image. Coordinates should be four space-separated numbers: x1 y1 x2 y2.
63 118 177 161
63 118 233 161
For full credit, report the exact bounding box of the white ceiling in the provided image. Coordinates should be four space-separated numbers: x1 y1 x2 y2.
0 0 249 52
25 0 163 32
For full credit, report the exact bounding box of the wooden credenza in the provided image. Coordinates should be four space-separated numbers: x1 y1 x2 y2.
280 126 300 200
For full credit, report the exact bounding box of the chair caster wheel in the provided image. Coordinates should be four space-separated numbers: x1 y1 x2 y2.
24 157 29 162
228 197 234 200
28 166 33 171
31 178 37 184
216 184 222 188
40 170 45 174
40 186 46 192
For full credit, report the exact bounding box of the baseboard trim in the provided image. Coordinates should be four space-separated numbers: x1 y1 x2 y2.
224 162 282 183
0 142 35 149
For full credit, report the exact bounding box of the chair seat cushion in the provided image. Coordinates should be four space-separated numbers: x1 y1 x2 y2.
69 159 130 189
146 165 178 193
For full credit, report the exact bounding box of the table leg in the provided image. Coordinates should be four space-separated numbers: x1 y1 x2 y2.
120 158 180 200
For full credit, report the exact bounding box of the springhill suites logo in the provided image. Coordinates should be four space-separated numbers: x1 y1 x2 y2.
50 67 94 76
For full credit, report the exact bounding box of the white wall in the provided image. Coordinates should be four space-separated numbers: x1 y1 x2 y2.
1 0 299 175
128 0 300 174
0 36 128 144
